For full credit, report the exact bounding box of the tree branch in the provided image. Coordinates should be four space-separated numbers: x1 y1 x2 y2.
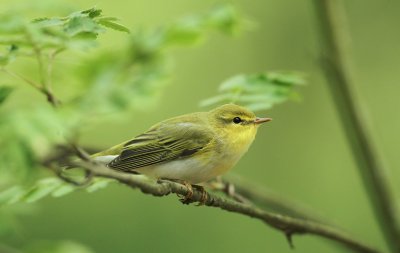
313 1 400 252
222 174 328 223
66 159 379 253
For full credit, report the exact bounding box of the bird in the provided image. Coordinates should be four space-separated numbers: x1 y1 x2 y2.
92 104 271 202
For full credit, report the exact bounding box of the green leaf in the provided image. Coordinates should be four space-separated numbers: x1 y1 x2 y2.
201 72 305 111
206 4 241 35
0 13 26 34
96 17 118 22
0 44 18 66
32 17 65 28
0 186 24 206
64 16 105 36
21 178 63 203
199 93 232 107
98 19 130 33
75 5 245 114
165 17 205 45
81 7 103 18
0 177 112 206
246 102 274 111
86 179 113 193
51 183 77 197
0 86 14 105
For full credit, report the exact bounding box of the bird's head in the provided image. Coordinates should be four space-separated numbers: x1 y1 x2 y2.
209 104 271 145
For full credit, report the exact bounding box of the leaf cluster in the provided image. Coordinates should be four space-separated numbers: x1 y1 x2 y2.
0 7 129 66
0 177 113 207
0 4 305 252
201 72 305 111
76 4 244 114
0 3 303 212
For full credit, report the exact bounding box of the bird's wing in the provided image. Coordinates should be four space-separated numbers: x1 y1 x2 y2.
108 120 214 172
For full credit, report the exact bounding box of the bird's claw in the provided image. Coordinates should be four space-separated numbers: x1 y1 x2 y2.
193 185 208 206
179 181 194 204
159 178 208 205
179 184 208 205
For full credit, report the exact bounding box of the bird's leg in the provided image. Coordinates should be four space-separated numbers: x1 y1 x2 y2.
157 178 208 205
179 181 194 204
192 185 208 206
158 178 194 204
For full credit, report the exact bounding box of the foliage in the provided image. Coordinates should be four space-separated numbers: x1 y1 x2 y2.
0 177 114 206
201 72 305 111
0 4 303 252
76 4 244 114
0 2 303 207
0 7 129 63
0 4 245 186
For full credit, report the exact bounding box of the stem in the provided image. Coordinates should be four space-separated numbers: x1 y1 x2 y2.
1 68 44 92
313 1 400 252
23 28 59 107
224 174 327 223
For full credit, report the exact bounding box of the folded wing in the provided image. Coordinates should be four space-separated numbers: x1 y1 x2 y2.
108 121 213 172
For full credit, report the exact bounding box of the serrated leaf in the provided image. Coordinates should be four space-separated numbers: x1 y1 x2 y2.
81 7 102 18
201 72 305 111
98 19 130 33
267 72 306 86
32 17 64 28
0 86 14 105
64 16 105 36
97 17 119 22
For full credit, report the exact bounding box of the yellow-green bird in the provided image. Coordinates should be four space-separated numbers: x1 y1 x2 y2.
92 104 271 185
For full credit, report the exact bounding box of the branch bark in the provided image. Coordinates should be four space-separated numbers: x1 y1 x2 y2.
313 1 400 252
223 174 328 223
67 160 379 253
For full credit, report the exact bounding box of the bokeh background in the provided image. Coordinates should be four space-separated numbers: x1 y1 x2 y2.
1 0 399 252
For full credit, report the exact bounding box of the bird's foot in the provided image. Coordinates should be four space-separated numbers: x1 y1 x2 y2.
179 181 194 204
158 178 208 205
192 185 208 206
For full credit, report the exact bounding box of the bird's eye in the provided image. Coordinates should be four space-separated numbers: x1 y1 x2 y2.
233 117 242 124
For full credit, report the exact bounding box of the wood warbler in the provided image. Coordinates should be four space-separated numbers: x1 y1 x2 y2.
92 104 271 184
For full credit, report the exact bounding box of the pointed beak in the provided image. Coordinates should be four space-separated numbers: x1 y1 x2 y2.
254 117 272 124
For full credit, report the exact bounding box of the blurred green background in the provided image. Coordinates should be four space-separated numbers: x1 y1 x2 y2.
1 0 399 252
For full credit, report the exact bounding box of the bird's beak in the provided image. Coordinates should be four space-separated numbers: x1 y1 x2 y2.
254 117 272 124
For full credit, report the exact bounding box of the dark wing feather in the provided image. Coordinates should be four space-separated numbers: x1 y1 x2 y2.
108 119 213 172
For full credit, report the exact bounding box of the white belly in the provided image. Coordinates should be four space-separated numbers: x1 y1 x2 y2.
137 157 225 184
94 153 241 184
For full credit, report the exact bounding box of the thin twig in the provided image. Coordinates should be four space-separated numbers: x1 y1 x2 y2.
222 174 328 223
1 68 43 92
313 1 400 252
68 159 379 253
23 28 60 107
2 66 59 106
